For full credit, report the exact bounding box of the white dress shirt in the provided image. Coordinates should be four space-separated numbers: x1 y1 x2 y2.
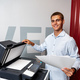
32 30 80 80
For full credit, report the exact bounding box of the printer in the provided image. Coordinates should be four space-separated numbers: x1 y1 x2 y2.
0 40 49 80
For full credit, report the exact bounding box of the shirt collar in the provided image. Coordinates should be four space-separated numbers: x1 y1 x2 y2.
52 30 65 38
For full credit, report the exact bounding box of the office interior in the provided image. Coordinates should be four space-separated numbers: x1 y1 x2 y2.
0 0 80 80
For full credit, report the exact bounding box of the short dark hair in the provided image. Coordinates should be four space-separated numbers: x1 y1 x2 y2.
51 12 64 20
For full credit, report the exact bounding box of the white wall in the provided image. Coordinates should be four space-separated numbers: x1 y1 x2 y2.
0 0 71 57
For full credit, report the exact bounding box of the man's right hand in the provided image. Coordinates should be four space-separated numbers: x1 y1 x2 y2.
22 39 35 46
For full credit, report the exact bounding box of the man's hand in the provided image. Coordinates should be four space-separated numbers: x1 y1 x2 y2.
62 67 75 77
22 39 35 46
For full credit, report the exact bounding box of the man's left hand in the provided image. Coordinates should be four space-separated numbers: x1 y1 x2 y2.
62 67 75 77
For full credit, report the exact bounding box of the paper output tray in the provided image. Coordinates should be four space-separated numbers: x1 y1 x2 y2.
22 68 49 80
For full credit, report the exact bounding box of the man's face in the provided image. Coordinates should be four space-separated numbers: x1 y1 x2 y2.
51 15 64 32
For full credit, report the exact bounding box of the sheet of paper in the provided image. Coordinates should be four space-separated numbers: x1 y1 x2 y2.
36 55 76 69
7 59 31 70
0 78 8 80
23 70 34 77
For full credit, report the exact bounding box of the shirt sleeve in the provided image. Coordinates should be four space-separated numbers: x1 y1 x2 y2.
67 38 80 70
32 41 47 52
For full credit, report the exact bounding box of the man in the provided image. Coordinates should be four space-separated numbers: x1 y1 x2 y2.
22 12 80 80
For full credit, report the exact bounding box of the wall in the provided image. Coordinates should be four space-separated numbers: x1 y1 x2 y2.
0 0 71 58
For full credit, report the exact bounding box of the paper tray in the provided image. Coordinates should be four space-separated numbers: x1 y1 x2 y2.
22 68 49 80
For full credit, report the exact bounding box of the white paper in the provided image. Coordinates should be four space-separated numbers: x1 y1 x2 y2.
0 78 8 80
23 70 34 77
7 59 31 70
36 55 76 69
